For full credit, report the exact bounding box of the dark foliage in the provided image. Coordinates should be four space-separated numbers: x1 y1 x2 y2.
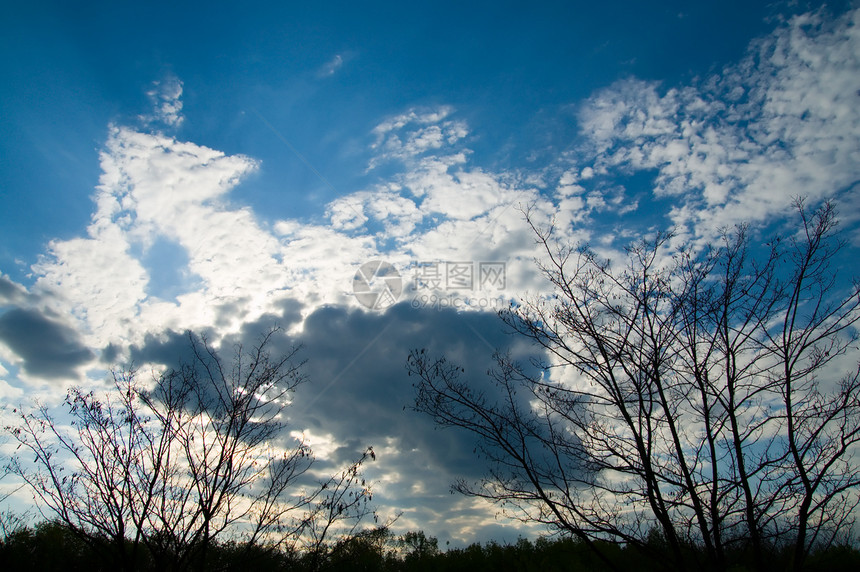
3 521 859 571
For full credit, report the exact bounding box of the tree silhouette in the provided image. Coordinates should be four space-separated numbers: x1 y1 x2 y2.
410 199 860 572
6 330 375 571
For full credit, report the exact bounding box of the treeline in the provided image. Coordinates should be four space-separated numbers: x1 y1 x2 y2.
2 521 860 572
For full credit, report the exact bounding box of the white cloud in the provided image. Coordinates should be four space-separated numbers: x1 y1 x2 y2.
277 224 381 307
0 377 23 402
141 74 184 127
327 194 369 231
573 7 860 244
20 110 544 370
32 226 148 340
318 54 344 77
406 162 513 221
17 6 859 384
28 126 293 351
3 5 859 549
372 107 455 137
368 107 468 169
327 187 425 238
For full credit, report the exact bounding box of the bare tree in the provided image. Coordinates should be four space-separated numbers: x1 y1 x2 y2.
6 330 375 571
298 446 377 571
0 463 27 542
409 199 860 572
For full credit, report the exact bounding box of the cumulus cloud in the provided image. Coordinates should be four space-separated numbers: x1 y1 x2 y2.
29 126 277 349
327 187 425 237
20 112 543 376
353 107 552 279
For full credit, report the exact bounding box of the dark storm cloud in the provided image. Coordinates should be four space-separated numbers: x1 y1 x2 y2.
127 328 246 409
128 298 302 371
128 329 204 367
280 302 548 529
289 302 528 455
215 298 303 331
0 307 94 379
130 300 549 541
126 306 305 421
0 275 28 305
228 298 304 348
100 342 121 364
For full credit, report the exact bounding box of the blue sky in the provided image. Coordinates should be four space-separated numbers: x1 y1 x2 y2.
2 0 860 546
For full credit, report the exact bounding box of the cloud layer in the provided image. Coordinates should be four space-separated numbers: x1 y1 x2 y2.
1 5 859 545
572 8 860 244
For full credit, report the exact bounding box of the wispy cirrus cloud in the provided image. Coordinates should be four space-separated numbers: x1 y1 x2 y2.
318 53 345 77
